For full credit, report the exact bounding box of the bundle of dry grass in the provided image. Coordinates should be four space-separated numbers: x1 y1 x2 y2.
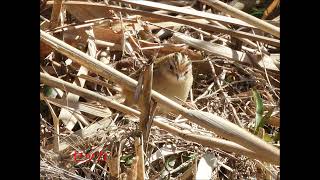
40 0 280 179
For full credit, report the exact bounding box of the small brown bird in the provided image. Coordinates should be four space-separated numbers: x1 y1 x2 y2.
122 52 193 113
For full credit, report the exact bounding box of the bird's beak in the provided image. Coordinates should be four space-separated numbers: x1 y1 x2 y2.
176 74 183 81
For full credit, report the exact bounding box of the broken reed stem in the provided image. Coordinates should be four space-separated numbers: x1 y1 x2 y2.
199 0 280 38
40 30 279 165
40 72 276 164
139 64 153 142
49 0 63 29
135 136 145 180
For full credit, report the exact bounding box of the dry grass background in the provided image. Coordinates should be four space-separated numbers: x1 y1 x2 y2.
40 0 280 179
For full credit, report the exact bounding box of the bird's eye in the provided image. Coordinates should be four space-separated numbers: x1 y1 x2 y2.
184 71 188 76
169 65 174 70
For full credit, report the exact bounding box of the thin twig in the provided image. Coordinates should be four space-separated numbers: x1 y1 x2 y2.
208 61 244 128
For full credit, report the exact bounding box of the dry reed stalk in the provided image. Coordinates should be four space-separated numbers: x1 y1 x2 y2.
115 0 256 28
199 0 280 38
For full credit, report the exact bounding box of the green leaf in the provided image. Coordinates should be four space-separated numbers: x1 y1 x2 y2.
250 7 265 18
252 89 264 133
263 133 273 143
43 85 57 98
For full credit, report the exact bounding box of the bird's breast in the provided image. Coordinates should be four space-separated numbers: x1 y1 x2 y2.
152 73 193 103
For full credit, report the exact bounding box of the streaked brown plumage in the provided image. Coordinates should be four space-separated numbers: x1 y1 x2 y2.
122 52 193 113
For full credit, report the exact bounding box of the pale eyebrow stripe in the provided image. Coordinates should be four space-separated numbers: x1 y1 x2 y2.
174 58 179 67
168 54 192 73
